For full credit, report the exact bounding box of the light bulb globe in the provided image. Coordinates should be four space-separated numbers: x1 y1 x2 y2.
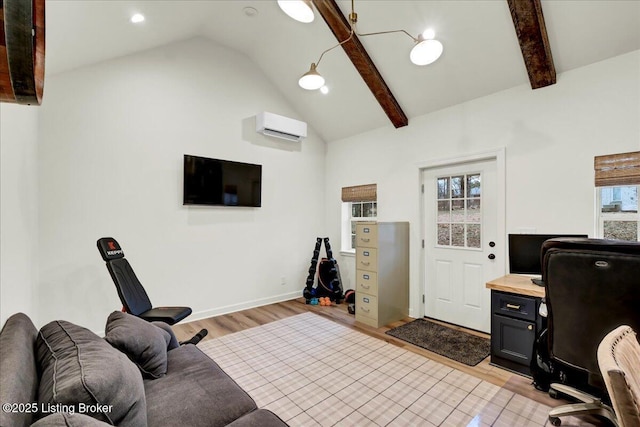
130 13 145 24
410 39 443 66
422 28 436 40
278 0 314 23
298 64 325 90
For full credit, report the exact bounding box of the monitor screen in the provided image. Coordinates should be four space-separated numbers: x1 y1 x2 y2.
183 155 262 207
508 233 588 275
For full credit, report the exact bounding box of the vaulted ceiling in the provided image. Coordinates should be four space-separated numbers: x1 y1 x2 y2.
45 0 640 142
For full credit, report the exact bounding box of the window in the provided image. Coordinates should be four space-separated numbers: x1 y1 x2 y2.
597 185 639 241
436 173 481 248
341 184 377 253
594 151 640 242
348 201 377 250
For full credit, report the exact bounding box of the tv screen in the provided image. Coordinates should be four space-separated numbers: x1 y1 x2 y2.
183 155 262 207
508 233 588 275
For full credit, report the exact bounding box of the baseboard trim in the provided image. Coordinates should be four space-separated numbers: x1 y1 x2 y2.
187 291 301 323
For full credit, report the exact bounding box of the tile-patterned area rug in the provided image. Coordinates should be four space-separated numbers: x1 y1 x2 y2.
198 312 598 426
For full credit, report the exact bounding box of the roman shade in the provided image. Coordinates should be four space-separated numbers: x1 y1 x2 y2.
341 184 377 202
594 151 640 187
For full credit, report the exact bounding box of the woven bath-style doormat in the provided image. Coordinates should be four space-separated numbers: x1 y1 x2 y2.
386 318 491 366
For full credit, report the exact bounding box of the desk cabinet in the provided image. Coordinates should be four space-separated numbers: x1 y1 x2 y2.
354 221 409 328
490 290 543 376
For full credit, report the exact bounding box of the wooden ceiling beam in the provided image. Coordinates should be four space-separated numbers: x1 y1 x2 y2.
507 0 556 89
311 0 408 128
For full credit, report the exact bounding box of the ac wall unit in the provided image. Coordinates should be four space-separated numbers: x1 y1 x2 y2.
256 112 307 142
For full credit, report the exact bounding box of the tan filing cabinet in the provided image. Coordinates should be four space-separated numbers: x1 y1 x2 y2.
354 221 409 328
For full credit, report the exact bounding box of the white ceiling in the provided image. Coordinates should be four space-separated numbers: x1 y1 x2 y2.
45 0 640 142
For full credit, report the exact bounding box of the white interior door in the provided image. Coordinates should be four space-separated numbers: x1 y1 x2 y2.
422 158 503 333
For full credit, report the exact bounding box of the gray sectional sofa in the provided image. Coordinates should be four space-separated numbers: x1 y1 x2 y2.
0 312 288 427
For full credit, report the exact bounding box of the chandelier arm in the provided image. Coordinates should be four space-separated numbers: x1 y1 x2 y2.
355 28 418 42
315 29 355 67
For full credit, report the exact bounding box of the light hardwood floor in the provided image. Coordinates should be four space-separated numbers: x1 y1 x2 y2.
172 298 561 408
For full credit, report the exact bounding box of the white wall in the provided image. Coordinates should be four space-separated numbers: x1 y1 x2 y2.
3 41 638 332
0 104 39 327
37 37 325 331
325 50 640 317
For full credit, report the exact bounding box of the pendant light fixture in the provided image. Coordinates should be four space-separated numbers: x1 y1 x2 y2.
277 0 314 23
293 0 444 90
410 33 444 66
298 63 325 90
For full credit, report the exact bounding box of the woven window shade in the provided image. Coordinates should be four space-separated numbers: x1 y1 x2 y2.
341 184 377 202
594 151 640 187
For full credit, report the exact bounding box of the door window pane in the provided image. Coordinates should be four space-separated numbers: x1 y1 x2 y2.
467 224 481 248
436 173 482 249
451 176 465 198
438 224 450 246
451 224 465 247
352 203 362 217
466 199 481 222
437 201 450 223
467 174 481 197
451 200 465 222
437 178 449 199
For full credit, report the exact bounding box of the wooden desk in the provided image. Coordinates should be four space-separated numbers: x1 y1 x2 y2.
486 274 545 376
486 274 545 298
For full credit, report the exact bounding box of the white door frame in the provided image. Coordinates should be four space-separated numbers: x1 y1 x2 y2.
416 148 506 319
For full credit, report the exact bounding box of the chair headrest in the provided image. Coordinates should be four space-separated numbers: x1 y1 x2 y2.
97 237 125 261
542 237 640 258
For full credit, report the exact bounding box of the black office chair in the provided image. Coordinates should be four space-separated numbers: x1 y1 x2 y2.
97 237 192 325
540 238 640 426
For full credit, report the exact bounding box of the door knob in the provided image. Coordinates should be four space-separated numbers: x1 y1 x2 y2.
488 254 496 260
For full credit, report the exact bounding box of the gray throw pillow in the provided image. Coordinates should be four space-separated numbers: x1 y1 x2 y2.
36 320 147 426
104 311 171 379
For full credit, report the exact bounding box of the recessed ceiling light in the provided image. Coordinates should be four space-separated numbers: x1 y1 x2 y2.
130 13 145 24
243 7 258 17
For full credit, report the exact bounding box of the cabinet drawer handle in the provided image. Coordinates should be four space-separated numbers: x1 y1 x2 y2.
506 303 521 310
527 325 533 331
361 262 370 266
361 284 370 289
361 238 370 242
361 307 370 313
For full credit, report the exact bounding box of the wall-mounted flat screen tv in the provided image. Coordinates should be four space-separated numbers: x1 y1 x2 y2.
183 155 262 207
508 233 588 275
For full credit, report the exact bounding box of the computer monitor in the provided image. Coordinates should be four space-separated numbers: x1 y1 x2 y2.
508 233 588 275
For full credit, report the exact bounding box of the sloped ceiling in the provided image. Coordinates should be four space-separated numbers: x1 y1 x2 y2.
45 0 640 142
